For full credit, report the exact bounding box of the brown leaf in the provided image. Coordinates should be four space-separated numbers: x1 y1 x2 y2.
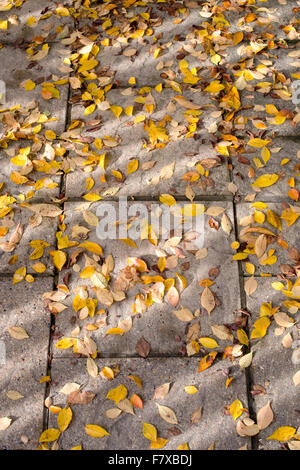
67 390 96 405
191 407 202 424
136 337 150 358
153 383 170 400
257 401 274 430
289 246 300 264
201 287 215 314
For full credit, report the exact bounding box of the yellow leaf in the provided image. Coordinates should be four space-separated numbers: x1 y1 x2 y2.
237 329 249 346
267 210 282 230
105 328 125 335
39 428 61 442
252 174 278 188
32 262 47 273
127 160 139 175
150 437 168 449
184 385 198 394
85 425 110 438
232 253 248 261
110 105 123 118
266 426 296 442
84 104 96 116
24 79 36 91
128 375 143 389
45 130 56 140
178 442 189 450
205 80 225 94
134 115 145 124
13 267 26 284
57 407 72 432
198 351 217 372
248 138 271 148
79 241 103 255
49 250 67 271
251 316 271 339
106 384 128 404
55 337 77 349
230 399 244 421
245 262 255 275
142 422 157 441
159 194 176 206
82 193 102 201
0 20 8 30
198 337 219 349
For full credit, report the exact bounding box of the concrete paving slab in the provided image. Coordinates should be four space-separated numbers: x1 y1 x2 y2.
235 201 300 276
0 203 59 275
232 137 300 200
0 277 52 450
48 357 250 450
225 0 298 40
0 43 70 135
0 0 74 44
51 200 240 358
246 277 300 450
65 132 231 199
0 140 62 201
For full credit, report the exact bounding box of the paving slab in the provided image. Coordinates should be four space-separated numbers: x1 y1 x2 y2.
48 357 250 450
235 202 300 276
0 43 70 135
0 140 62 201
0 0 75 44
225 0 298 40
232 137 300 200
51 200 240 357
0 203 59 275
65 134 231 199
0 277 52 450
245 277 300 450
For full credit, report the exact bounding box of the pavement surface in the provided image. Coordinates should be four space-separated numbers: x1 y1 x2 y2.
0 0 299 451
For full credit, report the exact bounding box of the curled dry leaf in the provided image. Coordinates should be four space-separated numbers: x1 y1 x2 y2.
236 419 260 437
0 417 12 431
201 287 215 315
191 407 202 424
67 389 95 405
172 306 194 322
153 383 170 400
157 404 178 425
257 401 274 430
136 337 151 358
8 326 29 340
244 276 258 296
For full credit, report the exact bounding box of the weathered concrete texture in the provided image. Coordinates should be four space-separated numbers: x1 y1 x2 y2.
65 135 231 199
71 86 211 130
0 204 59 274
245 277 300 450
225 0 298 39
232 137 300 199
0 140 61 201
48 357 250 450
51 200 240 357
236 202 300 276
0 0 74 44
0 44 70 134
0 277 52 450
237 94 299 139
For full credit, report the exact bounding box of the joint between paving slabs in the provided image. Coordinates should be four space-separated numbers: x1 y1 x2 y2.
232 190 258 450
42 81 72 432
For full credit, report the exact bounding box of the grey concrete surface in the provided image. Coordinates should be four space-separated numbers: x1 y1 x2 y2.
0 277 52 450
48 357 250 450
